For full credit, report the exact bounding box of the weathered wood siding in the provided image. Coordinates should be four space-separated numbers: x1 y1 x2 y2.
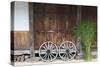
33 3 77 49
11 31 30 50
81 6 97 22
12 3 97 50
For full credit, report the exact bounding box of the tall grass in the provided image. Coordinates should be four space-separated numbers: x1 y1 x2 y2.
74 20 96 61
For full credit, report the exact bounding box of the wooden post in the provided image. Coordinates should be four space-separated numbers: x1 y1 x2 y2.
76 6 81 24
29 2 35 60
76 6 83 58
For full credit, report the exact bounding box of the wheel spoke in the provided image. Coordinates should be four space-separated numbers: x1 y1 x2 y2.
42 45 46 50
48 42 52 49
49 54 52 60
47 42 49 49
47 55 49 60
68 53 73 58
51 44 54 49
63 44 67 48
68 43 74 49
66 42 69 48
52 49 57 52
66 53 69 59
49 43 54 50
50 53 55 58
69 48 76 53
40 50 46 52
59 50 66 54
43 54 47 60
62 53 66 58
44 43 48 49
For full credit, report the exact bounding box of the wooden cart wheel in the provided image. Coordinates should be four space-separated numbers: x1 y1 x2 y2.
59 41 77 61
39 41 58 62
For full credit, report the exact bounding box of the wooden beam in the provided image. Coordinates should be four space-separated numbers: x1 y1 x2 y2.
29 2 35 59
76 6 81 24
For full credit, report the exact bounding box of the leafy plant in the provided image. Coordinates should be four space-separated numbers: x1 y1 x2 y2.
74 20 96 61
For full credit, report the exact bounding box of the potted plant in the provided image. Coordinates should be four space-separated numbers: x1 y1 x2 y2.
74 20 96 61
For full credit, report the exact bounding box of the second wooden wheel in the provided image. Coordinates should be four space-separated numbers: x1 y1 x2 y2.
59 41 77 61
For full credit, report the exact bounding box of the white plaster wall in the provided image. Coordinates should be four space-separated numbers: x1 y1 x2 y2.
12 2 29 31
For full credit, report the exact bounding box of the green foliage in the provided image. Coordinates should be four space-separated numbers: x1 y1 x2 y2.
74 20 96 60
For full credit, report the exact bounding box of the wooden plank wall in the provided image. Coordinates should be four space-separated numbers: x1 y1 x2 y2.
11 3 97 50
81 6 97 22
33 3 77 49
11 31 30 50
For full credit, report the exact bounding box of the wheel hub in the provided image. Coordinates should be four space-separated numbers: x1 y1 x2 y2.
46 49 51 54
66 49 69 53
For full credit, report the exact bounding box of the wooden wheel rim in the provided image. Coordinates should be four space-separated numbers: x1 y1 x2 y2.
39 41 58 62
59 41 77 61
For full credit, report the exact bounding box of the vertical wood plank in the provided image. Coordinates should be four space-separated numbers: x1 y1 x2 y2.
29 2 35 58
